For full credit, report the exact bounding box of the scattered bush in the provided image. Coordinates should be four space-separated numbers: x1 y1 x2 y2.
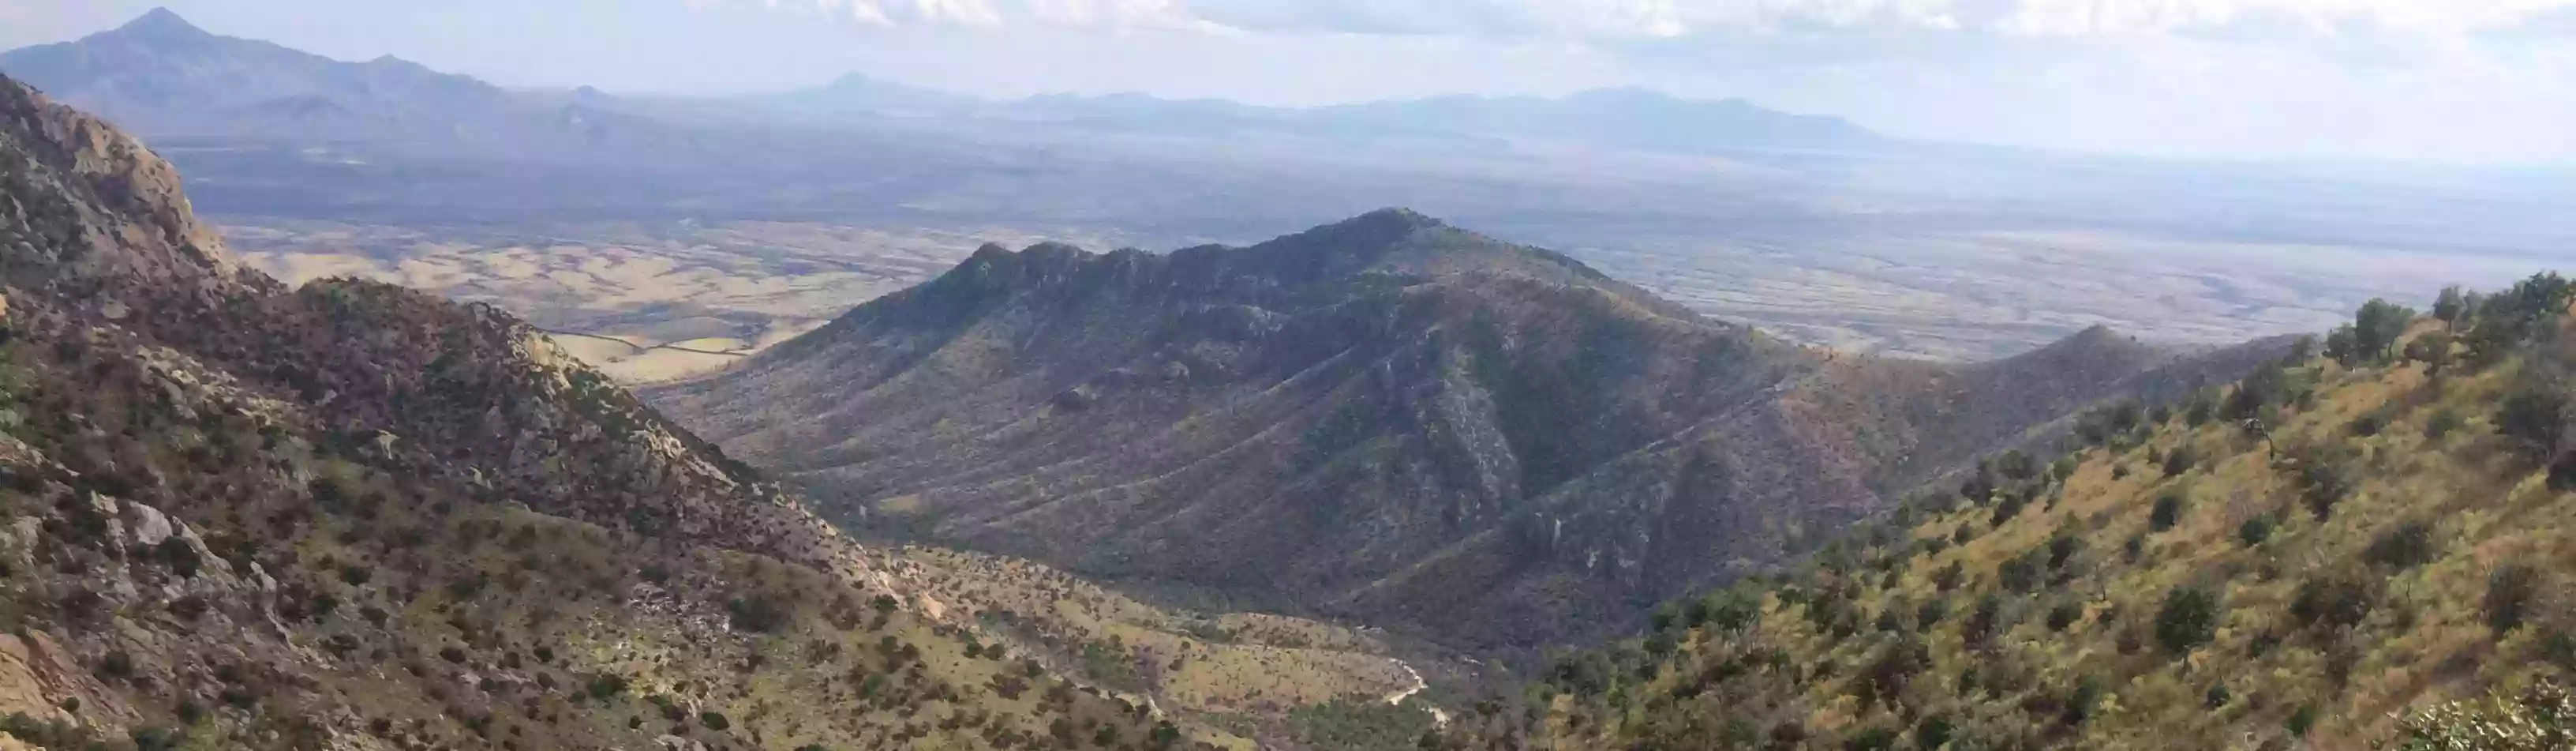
1999 550 2045 594
2298 451 2361 519
2237 516 2276 547
2364 520 2441 570
2047 531 2084 569
2497 385 2567 460
2046 602 2083 633
2164 444 2201 477
2405 331 2455 374
2486 564 2541 634
2151 490 2187 532
2288 704 2320 738
2155 588 2221 654
585 673 629 700
153 538 200 578
1964 595 2005 648
2291 571 2378 631
1842 726 1897 751
728 595 788 633
2426 409 2465 441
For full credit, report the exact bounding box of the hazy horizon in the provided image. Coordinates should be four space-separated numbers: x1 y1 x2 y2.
7 1 2576 165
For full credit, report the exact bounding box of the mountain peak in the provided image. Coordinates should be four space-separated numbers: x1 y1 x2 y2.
1339 206 1447 234
117 7 206 39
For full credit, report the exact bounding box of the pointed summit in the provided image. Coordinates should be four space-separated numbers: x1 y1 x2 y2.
117 7 208 39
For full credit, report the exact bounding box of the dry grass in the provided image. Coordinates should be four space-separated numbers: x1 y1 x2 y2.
1554 329 2576 750
878 546 1419 734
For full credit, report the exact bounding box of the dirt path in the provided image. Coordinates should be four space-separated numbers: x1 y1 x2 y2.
1383 661 1451 726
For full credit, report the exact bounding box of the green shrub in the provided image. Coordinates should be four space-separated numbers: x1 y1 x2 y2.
2289 704 2320 738
2426 409 2465 441
154 538 200 578
2164 444 2201 477
2291 571 2377 630
96 651 133 681
2151 490 2188 532
1843 726 1898 751
585 673 629 700
2497 385 2567 460
1999 550 2045 594
728 595 788 633
2300 452 2361 519
2364 520 2441 570
698 712 730 731
2238 516 2276 546
2046 602 2084 633
2486 564 2542 634
1914 715 1953 750
2155 588 2221 654
1964 594 2005 648
2048 530 2085 569
2062 677 2103 726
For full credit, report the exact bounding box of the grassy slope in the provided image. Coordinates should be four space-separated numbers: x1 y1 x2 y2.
880 546 1432 749
0 325 1191 751
1453 312 2576 751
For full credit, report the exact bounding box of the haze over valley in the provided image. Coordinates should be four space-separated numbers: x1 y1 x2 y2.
3 4 2576 750
9 10 2563 378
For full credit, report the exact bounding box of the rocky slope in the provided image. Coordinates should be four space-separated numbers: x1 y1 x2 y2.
1430 280 2576 750
0 71 1204 750
647 209 2268 650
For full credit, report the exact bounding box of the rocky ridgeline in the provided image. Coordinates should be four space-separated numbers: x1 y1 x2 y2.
0 72 1195 751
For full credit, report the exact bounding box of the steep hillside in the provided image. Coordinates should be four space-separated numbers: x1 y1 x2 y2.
0 71 1206 750
1431 279 2576 750
647 210 2262 650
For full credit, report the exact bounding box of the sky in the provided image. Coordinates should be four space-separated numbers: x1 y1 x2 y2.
5 0 2575 163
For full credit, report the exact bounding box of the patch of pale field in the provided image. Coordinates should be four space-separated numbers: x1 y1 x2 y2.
1571 228 2541 360
546 336 641 365
218 216 1066 383
587 349 745 384
218 213 2525 369
875 546 1417 719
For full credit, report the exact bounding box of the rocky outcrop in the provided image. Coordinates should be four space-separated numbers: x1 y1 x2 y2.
0 70 1151 751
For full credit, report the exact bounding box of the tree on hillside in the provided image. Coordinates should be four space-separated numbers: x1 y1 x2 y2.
2325 325 2361 366
2434 285 2471 329
2496 384 2568 461
2155 588 2220 654
2349 299 2418 365
2466 273 2573 366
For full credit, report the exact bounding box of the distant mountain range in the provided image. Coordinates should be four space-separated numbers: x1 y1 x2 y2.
755 73 1889 154
646 208 2288 649
0 9 695 159
1 9 1888 160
